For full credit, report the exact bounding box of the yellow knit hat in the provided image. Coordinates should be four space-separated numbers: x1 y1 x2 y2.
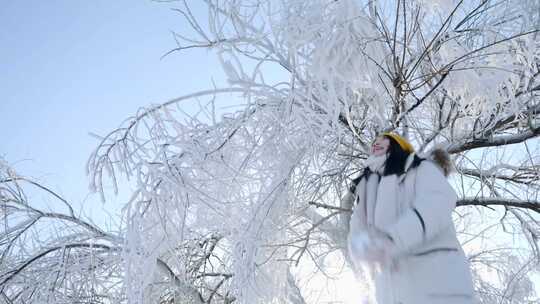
381 132 415 153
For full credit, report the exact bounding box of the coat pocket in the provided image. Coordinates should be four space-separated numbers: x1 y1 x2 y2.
405 248 475 298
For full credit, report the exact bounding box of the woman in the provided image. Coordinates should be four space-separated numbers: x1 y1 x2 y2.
346 133 476 304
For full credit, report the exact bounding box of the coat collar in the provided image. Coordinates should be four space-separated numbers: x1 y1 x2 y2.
404 152 416 173
398 152 416 183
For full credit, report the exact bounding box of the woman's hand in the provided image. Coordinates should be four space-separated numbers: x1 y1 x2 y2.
349 227 400 270
365 228 400 270
348 231 371 262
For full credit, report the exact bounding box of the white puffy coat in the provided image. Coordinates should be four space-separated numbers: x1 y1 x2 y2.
347 154 477 304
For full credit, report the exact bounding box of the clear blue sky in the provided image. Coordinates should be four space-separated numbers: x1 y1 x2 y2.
1 1 225 218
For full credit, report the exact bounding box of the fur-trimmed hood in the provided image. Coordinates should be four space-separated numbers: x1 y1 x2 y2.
427 148 454 177
403 148 454 177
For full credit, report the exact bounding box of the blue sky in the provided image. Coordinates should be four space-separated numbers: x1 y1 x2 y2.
1 1 225 218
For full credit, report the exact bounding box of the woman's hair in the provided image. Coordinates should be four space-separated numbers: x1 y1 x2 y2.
382 134 423 176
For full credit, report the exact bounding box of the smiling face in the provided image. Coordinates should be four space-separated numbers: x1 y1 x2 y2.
371 136 390 156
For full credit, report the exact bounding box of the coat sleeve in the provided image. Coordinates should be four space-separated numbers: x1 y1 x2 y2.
379 160 457 256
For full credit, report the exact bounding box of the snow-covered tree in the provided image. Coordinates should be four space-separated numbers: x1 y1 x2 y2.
2 0 540 303
0 158 124 303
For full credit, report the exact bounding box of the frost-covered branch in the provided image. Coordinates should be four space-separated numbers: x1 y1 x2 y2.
457 197 540 213
0 159 124 303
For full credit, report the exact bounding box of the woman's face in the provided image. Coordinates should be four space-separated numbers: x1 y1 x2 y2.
371 136 390 156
